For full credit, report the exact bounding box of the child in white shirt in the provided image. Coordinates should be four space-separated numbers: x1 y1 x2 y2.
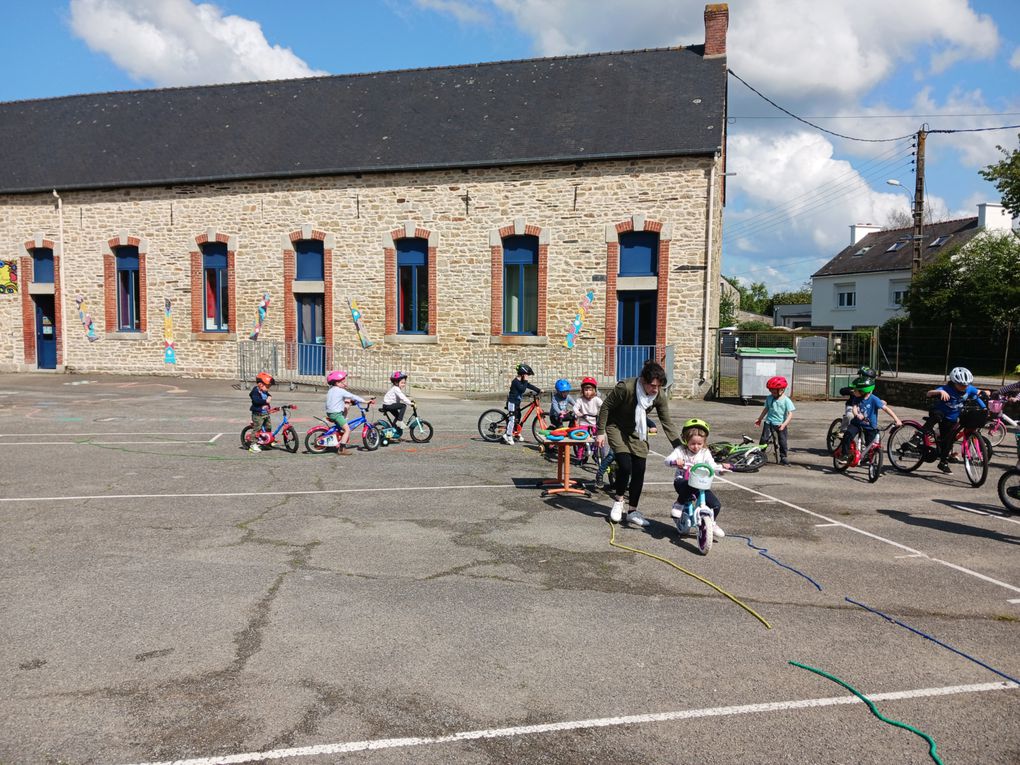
325 370 372 455
664 418 731 539
381 370 414 432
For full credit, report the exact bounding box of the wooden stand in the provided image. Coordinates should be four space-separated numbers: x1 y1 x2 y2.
539 437 592 497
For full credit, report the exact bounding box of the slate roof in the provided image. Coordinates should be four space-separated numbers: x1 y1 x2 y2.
0 46 726 194
811 217 981 278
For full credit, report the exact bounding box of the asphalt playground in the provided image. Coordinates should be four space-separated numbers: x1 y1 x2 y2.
0 373 1017 765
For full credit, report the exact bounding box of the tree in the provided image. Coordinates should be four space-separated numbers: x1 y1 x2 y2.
904 232 1020 328
719 290 737 327
979 133 1020 222
724 275 770 315
769 286 812 313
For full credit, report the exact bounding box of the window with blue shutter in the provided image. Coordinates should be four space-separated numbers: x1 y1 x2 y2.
502 235 538 335
619 231 659 276
295 239 324 280
32 248 54 283
397 237 429 333
115 246 141 331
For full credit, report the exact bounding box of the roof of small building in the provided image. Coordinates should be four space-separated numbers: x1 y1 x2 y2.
0 46 726 194
812 216 982 278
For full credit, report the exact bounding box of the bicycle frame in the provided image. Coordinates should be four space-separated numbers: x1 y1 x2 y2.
513 395 547 436
258 406 294 443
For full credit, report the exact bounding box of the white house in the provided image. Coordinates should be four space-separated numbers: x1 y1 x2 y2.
810 203 1012 329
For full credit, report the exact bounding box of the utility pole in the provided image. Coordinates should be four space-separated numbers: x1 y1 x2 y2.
911 126 927 277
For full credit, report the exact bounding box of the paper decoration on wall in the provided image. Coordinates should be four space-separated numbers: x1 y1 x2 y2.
250 293 271 340
75 295 99 342
0 259 17 293
163 298 176 364
347 298 374 349
564 289 596 349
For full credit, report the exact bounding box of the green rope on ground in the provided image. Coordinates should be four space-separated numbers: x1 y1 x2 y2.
607 519 771 629
789 661 943 765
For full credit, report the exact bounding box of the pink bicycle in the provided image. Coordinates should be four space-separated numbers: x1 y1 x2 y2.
982 395 1018 448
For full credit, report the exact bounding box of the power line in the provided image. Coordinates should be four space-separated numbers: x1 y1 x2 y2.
730 111 1020 120
928 124 1020 134
728 69 915 143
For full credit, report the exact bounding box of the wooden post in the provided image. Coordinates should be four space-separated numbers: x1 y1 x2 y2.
1002 322 1012 386
943 322 953 378
895 323 901 378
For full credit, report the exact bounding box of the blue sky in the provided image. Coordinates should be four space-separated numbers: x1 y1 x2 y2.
2 0 1017 293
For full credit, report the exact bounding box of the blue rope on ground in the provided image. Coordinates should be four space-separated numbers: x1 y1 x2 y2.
846 597 1020 685
730 534 823 591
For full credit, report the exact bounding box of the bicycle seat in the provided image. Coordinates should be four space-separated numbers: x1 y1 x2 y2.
741 435 754 444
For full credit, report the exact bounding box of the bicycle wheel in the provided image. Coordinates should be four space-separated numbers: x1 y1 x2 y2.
983 419 1007 448
738 450 767 472
832 442 850 472
867 443 883 483
409 419 434 443
477 409 509 442
696 509 713 555
531 416 546 443
363 425 381 451
281 425 299 453
886 423 924 472
998 469 1020 513
826 418 843 455
305 427 329 454
240 425 255 448
962 434 988 487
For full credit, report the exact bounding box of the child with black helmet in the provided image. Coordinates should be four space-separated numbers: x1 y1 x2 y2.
664 418 731 540
504 363 541 445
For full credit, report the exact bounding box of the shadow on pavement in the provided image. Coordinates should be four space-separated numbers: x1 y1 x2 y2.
877 507 1020 546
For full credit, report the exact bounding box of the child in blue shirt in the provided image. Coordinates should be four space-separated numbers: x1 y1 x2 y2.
549 379 577 429
247 371 274 452
837 377 901 457
754 375 795 465
924 366 987 473
504 363 542 445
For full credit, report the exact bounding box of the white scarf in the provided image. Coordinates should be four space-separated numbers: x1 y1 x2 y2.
635 379 656 441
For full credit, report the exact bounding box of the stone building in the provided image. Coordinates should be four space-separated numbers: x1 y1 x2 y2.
0 4 730 395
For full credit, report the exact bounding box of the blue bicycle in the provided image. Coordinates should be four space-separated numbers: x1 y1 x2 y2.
670 463 716 555
240 405 299 452
304 400 381 453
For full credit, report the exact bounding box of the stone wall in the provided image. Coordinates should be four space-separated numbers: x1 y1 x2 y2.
0 155 724 394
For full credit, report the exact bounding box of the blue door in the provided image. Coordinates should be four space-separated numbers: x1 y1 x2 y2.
616 290 657 379
35 295 57 369
296 294 325 376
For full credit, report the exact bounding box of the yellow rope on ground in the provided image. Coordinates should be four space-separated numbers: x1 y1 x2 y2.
607 519 772 630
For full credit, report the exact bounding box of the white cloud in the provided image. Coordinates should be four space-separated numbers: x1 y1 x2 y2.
1012 47 1020 69
68 0 326 87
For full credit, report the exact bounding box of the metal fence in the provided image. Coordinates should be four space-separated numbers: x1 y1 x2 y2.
238 340 674 395
715 329 877 400
879 322 1016 385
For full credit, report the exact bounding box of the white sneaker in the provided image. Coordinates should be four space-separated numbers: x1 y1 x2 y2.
713 524 725 539
248 443 261 453
610 500 625 523
502 433 514 445
670 502 685 519
626 510 649 528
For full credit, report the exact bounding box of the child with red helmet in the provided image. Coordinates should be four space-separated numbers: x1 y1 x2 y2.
247 371 274 452
754 375 795 465
381 371 413 433
572 377 602 429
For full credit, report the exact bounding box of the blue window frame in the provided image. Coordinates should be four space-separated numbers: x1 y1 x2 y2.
502 235 538 335
202 242 229 332
397 238 429 334
619 231 659 276
32 248 54 283
115 246 141 331
295 239 324 280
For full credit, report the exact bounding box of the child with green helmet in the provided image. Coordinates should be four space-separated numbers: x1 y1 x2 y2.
664 418 731 540
835 376 901 462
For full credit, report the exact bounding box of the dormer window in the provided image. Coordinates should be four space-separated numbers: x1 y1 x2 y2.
853 245 872 256
885 241 907 252
929 235 951 248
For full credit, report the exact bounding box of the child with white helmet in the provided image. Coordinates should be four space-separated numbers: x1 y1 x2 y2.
325 370 373 456
924 366 987 474
664 418 731 540
381 371 414 433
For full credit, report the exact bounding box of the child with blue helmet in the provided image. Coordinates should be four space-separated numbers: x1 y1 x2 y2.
549 378 577 429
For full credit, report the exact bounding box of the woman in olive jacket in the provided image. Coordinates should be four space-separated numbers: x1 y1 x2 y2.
595 360 682 527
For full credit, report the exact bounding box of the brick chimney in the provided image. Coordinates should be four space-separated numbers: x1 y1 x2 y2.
704 3 728 57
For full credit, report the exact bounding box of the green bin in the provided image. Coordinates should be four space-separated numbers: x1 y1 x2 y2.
735 347 797 401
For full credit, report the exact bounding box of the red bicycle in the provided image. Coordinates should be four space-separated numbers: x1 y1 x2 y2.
832 424 889 483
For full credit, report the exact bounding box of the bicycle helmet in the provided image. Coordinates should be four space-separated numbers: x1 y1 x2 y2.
516 363 534 376
390 370 408 384
766 376 788 390
554 379 571 393
949 366 974 385
326 370 347 385
580 376 598 389
850 376 875 394
681 417 711 443
255 372 275 386
857 366 878 380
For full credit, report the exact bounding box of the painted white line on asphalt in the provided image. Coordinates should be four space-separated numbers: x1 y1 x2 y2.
895 554 927 559
0 440 217 447
119 681 1018 765
814 522 841 527
209 433 223 443
1008 598 1020 604
0 431 221 437
714 475 1020 596
754 499 776 503
949 503 1020 527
